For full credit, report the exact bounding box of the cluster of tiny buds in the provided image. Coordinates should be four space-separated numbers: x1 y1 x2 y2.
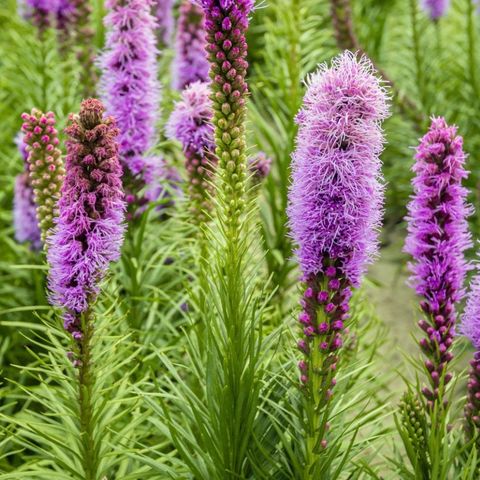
21 110 64 241
399 393 426 447
417 299 455 403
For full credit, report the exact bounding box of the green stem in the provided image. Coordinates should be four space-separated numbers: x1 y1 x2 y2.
78 309 97 480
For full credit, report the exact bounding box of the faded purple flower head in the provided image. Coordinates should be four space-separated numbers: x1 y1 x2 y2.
166 81 214 156
15 132 28 162
100 0 160 178
21 0 58 31
461 259 480 350
155 0 174 46
287 51 390 286
47 99 125 341
13 173 42 250
248 152 272 182
172 0 209 90
421 0 450 20
167 80 216 221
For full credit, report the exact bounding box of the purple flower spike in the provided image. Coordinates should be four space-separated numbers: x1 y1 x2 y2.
167 81 216 222
47 99 125 341
100 0 160 211
288 51 390 286
405 116 472 404
172 0 209 90
287 52 390 441
421 0 450 21
13 173 42 250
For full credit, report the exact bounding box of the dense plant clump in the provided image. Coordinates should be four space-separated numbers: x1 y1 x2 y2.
5 1 480 478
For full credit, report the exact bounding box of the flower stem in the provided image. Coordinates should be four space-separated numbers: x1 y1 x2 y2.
78 309 97 480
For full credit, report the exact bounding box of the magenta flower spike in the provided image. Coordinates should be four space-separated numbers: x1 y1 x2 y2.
22 0 58 35
405 117 472 406
172 0 209 90
47 99 125 342
287 52 389 453
167 81 216 222
100 0 160 211
461 259 480 444
421 0 450 20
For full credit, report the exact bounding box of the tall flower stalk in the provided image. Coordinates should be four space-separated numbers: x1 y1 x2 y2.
100 0 160 213
21 0 57 36
155 0 174 47
166 81 215 223
172 0 209 90
287 51 390 476
405 117 472 409
47 98 125 478
21 109 64 244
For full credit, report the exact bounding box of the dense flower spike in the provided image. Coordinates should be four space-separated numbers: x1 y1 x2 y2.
248 151 271 184
421 0 450 20
13 173 42 250
155 0 174 47
47 99 125 341
55 0 77 50
405 117 472 405
287 52 389 461
21 109 64 243
167 81 216 221
196 0 254 231
100 0 160 210
172 0 209 90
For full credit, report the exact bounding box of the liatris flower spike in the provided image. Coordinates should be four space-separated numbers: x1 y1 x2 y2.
248 151 272 184
287 51 390 457
101 0 160 210
196 0 255 231
21 109 65 243
172 0 209 90
405 117 472 407
166 81 216 222
47 98 125 343
461 257 480 446
421 0 450 21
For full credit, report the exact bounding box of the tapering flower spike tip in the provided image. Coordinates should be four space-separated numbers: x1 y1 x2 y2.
47 98 125 341
421 0 450 21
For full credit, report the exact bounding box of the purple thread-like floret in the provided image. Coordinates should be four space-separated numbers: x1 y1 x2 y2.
47 99 125 339
287 51 390 286
172 0 209 90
